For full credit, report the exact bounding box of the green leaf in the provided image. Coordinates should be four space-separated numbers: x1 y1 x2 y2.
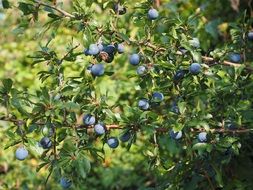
2 0 10 9
191 51 202 63
41 87 50 101
62 139 77 153
4 139 22 149
192 143 209 151
205 19 221 40
79 153 91 172
2 78 13 93
173 123 184 131
86 0 93 7
27 138 44 156
104 71 114 76
28 124 38 133
18 2 35 15
10 98 29 116
145 150 155 157
178 102 187 114
117 32 130 43
36 162 49 172
213 165 224 187
171 27 178 39
64 102 80 112
12 26 26 35
47 13 61 19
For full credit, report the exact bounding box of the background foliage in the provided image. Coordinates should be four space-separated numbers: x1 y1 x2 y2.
0 0 253 189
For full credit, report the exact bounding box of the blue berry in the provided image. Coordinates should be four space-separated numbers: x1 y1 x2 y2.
173 70 186 81
171 105 179 114
189 63 201 75
136 65 147 75
229 53 241 63
88 44 100 55
170 130 182 140
138 98 150 110
94 123 106 135
171 102 179 114
113 3 127 15
117 43 124 54
15 147 28 161
54 94 61 101
103 45 116 55
91 64 105 77
152 92 164 102
87 64 93 72
60 177 72 189
97 43 104 51
148 8 159 20
227 123 237 130
178 47 187 54
129 54 140 66
40 137 52 149
119 131 131 142
248 31 253 41
107 137 119 148
84 49 90 56
83 114 96 126
198 132 207 142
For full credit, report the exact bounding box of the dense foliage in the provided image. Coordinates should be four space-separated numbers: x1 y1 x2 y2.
0 0 253 189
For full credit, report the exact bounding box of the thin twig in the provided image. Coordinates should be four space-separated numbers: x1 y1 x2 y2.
203 170 215 190
53 130 57 160
210 128 253 133
106 125 253 134
106 124 123 130
157 127 252 134
59 43 80 63
0 116 26 126
34 0 75 18
45 167 53 187
0 116 45 125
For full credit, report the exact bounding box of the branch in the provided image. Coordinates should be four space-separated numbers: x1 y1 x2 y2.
209 128 253 133
147 44 253 71
106 125 253 134
59 43 80 63
157 126 252 134
140 42 248 69
34 0 75 18
115 31 253 71
0 116 45 126
201 55 253 71
0 116 25 125
105 124 123 130
1 116 251 134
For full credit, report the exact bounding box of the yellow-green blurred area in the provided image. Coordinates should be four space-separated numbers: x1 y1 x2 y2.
0 0 253 189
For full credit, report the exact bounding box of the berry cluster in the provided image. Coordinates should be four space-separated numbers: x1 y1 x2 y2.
83 114 132 149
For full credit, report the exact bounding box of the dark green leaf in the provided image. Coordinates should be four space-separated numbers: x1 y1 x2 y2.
2 0 10 9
